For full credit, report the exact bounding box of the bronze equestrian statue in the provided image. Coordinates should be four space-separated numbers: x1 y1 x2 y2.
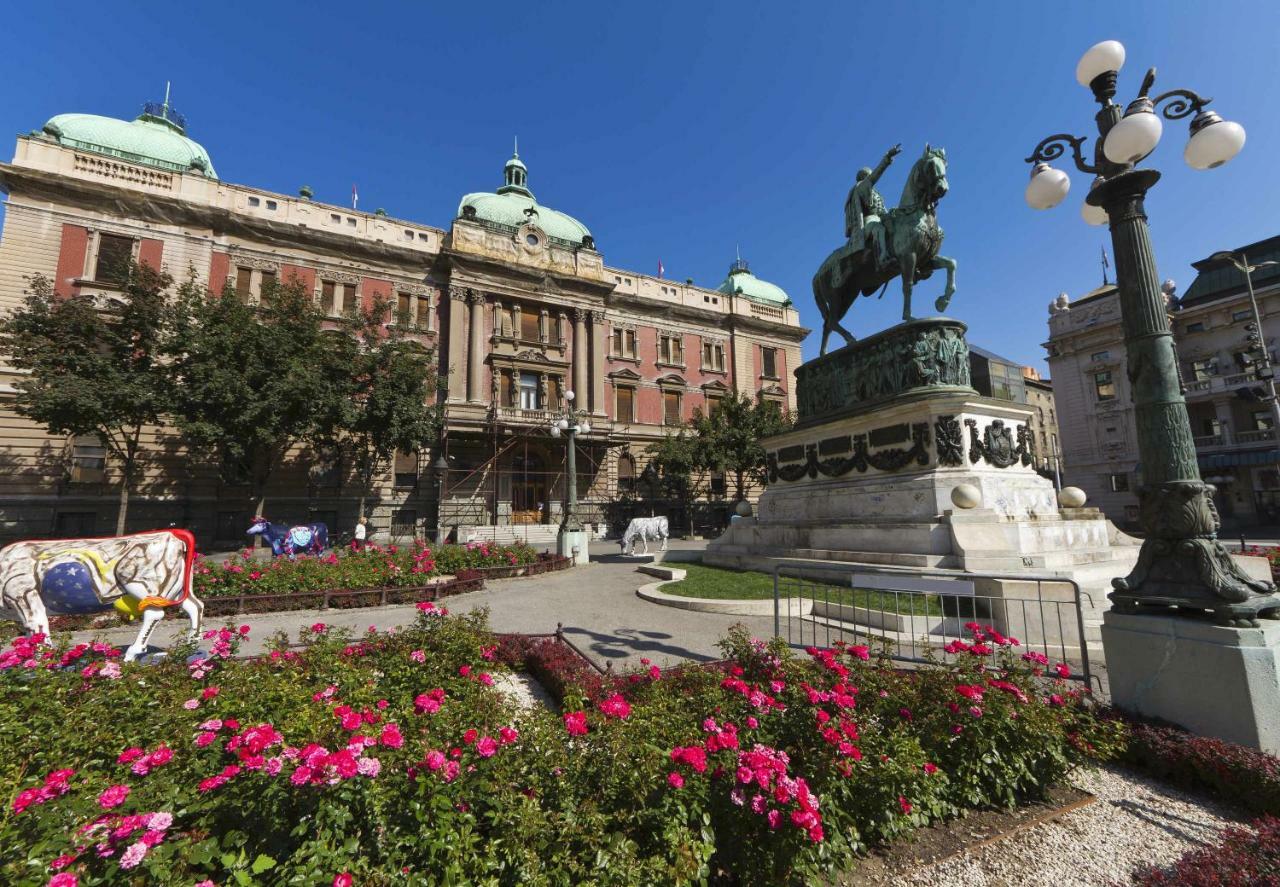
813 144 957 355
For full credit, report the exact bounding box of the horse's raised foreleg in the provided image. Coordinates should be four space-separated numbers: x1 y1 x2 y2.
900 253 917 322
932 255 957 313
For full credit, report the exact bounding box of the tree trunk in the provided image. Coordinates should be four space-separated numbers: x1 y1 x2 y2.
251 491 266 549
115 480 130 536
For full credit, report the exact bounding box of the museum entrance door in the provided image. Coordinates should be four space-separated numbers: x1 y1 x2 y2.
511 451 548 524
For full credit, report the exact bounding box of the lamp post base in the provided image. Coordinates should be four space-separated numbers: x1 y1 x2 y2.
1111 481 1280 625
557 528 589 567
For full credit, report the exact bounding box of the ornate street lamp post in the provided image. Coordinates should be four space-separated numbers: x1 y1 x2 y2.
1210 250 1280 431
549 389 591 565
1025 40 1277 624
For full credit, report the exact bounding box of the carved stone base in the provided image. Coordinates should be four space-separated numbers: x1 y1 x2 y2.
1111 480 1280 625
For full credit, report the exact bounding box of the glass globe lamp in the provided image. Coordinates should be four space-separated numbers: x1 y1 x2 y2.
1082 177 1108 226
1026 163 1070 210
1104 97 1162 164
1075 40 1125 87
1185 110 1246 170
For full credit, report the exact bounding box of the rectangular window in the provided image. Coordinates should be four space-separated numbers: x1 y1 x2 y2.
616 386 634 423
625 329 637 358
1202 418 1223 437
1189 358 1217 381
390 509 417 542
1234 309 1253 322
396 292 411 326
1090 350 1111 362
347 217 357 228
265 199 278 211
416 295 430 329
393 450 418 488
702 341 725 371
258 269 276 301
94 233 134 285
248 196 260 207
762 347 778 378
1110 473 1130 492
1094 371 1116 401
311 447 341 487
548 375 561 409
70 434 106 483
658 334 684 365
330 213 341 224
518 372 540 410
1184 321 1206 333
340 283 354 314
612 328 623 356
705 394 722 415
321 280 336 314
1254 411 1275 432
709 470 727 496
499 370 513 407
234 267 253 303
520 309 541 342
663 390 681 424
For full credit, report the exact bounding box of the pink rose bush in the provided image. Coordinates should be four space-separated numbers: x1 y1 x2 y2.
0 608 1118 886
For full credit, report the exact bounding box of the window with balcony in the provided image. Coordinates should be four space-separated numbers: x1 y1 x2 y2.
518 372 540 410
1188 358 1218 381
94 233 134 285
1094 371 1116 401
69 434 106 483
1201 418 1223 438
1110 473 1129 492
615 385 635 423
762 347 779 379
1254 411 1275 432
658 334 684 366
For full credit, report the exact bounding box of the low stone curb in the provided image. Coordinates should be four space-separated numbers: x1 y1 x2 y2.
635 579 814 617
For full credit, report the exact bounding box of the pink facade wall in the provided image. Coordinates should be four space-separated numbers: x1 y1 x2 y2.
209 251 230 294
137 237 164 272
54 224 88 296
281 263 315 294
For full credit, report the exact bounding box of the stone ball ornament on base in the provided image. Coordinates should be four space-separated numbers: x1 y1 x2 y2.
950 483 982 509
734 500 753 518
1058 486 1087 508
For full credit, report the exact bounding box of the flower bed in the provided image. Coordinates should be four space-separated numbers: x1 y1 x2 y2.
1110 712 1280 817
194 540 544 598
0 617 1121 886
1129 815 1280 886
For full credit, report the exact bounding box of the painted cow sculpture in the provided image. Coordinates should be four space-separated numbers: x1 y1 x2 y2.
621 517 669 556
246 518 330 558
0 529 203 661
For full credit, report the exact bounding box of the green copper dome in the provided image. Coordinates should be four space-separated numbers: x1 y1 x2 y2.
457 150 593 247
41 100 217 179
716 257 791 305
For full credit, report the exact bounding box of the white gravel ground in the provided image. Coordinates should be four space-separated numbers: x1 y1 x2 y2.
893 764 1246 886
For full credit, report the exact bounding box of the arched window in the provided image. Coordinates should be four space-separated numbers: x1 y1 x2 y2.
618 453 636 493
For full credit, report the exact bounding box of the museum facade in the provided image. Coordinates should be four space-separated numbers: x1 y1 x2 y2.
0 98 807 546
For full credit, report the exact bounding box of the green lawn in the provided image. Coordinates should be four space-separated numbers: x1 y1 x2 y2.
665 562 943 616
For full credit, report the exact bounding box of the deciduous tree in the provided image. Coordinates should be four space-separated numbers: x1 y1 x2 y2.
0 265 174 534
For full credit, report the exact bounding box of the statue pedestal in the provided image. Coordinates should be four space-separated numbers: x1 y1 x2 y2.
705 318 1142 647
1102 610 1280 754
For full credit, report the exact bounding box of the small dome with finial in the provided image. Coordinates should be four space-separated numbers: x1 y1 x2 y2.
715 251 791 306
456 141 594 247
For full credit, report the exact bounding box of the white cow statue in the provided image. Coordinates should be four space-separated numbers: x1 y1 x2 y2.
621 517 669 556
0 529 203 661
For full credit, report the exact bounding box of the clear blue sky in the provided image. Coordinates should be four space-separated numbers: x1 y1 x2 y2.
2 0 1277 372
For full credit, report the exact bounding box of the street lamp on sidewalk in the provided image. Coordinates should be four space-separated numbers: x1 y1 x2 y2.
549 390 591 565
1023 39 1277 624
1210 250 1280 431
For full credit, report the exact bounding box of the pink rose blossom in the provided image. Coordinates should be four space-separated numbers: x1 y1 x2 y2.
563 711 588 736
475 736 498 758
182 699 200 710
667 771 685 789
98 784 130 810
147 811 173 830
119 840 148 869
48 874 78 887
333 874 353 887
410 650 426 663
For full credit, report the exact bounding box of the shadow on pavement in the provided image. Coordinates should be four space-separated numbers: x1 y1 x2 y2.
562 625 716 664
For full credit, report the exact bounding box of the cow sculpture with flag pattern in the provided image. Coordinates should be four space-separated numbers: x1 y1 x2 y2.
0 529 203 661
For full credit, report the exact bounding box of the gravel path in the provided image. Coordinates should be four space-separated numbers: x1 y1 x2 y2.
881 764 1244 886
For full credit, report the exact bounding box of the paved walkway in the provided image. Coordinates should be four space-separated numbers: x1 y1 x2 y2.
65 540 775 671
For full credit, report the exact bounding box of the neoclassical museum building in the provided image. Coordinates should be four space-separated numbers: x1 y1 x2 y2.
0 97 806 546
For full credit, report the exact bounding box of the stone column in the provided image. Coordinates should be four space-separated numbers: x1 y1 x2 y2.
467 290 485 403
589 310 606 415
572 308 588 401
446 286 468 401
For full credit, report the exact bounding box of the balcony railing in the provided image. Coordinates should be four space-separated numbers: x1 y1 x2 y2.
1193 434 1225 448
1236 428 1277 444
1183 372 1265 398
494 406 559 425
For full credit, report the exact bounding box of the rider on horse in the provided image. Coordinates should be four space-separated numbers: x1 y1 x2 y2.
844 144 902 271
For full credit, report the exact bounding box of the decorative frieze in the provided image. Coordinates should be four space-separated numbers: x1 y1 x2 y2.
935 415 964 466
768 422 931 482
795 318 973 424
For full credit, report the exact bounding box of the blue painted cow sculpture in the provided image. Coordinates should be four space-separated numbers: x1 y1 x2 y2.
246 518 330 558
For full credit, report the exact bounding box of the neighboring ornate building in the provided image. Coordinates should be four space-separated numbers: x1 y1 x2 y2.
967 345 1060 474
1046 234 1280 529
0 97 807 547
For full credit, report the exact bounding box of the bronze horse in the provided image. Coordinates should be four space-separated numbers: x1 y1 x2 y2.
813 145 956 355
